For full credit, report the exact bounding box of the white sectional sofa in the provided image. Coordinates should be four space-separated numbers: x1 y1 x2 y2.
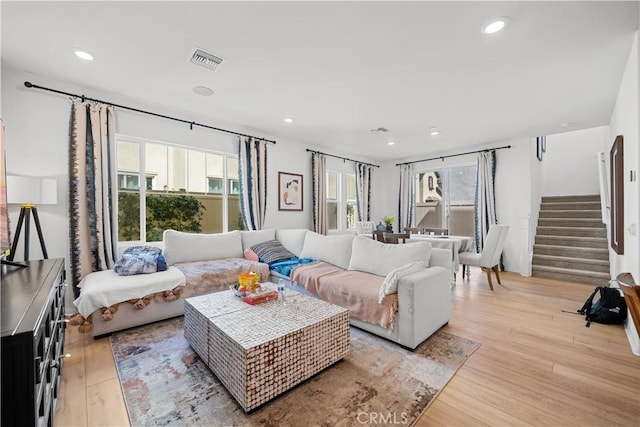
73 228 453 348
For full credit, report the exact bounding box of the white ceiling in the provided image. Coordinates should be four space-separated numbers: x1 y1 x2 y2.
2 1 638 162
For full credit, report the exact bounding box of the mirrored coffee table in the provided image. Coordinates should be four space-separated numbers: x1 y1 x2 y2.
184 288 350 412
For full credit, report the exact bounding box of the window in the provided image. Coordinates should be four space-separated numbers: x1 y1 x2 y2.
414 164 476 237
207 177 238 194
326 171 358 231
229 179 239 195
118 173 139 190
118 173 155 190
117 137 243 243
207 177 223 194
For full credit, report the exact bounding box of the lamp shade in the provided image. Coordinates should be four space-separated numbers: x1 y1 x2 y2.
7 175 58 205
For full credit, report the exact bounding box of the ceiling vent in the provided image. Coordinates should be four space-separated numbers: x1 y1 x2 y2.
189 48 223 71
370 127 389 133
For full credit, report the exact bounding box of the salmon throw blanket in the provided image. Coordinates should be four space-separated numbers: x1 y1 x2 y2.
291 262 398 329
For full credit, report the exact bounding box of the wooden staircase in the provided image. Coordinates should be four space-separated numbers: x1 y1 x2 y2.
532 195 610 285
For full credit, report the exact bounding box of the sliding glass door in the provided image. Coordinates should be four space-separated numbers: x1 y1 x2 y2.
414 164 476 237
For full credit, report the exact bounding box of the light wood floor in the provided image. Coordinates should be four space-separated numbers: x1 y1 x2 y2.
55 269 640 426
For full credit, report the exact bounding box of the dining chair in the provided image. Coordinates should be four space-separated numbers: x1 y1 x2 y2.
404 227 421 234
356 221 377 236
382 232 410 244
423 227 449 236
458 224 509 291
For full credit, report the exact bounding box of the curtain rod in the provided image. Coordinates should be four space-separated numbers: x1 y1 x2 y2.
395 144 511 166
24 81 276 144
306 149 380 168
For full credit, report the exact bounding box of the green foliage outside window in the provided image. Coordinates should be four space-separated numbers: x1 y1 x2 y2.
118 192 205 242
146 194 205 241
118 192 140 241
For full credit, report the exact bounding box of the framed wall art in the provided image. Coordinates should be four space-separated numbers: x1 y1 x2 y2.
278 172 303 211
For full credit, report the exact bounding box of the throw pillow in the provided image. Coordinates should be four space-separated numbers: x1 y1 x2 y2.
251 240 296 264
378 261 427 303
244 248 259 262
114 246 168 276
348 235 431 277
299 232 355 269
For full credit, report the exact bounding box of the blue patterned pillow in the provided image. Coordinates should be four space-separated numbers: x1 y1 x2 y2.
114 246 168 276
251 240 296 264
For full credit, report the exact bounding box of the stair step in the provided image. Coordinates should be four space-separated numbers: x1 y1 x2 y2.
534 194 610 284
534 235 608 249
542 194 601 203
539 209 602 219
533 244 609 260
532 254 610 273
536 226 607 238
538 218 605 228
540 201 602 211
532 265 610 286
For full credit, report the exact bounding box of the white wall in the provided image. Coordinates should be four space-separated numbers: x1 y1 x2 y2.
2 66 382 262
494 138 535 276
529 137 544 276
608 32 639 283
0 69 310 262
541 127 608 196
607 32 639 355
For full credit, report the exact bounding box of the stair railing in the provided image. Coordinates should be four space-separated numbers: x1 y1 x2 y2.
597 151 610 224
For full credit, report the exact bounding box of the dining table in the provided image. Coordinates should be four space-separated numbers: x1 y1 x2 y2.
408 234 475 280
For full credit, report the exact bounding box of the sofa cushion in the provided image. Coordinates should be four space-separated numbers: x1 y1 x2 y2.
348 235 431 277
275 228 308 256
299 232 354 269
241 229 276 250
251 240 296 264
162 230 243 265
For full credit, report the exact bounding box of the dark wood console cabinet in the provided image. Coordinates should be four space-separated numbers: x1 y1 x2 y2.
2 258 67 427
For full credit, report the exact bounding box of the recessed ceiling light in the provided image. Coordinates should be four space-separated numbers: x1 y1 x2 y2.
429 127 440 136
560 122 573 128
387 141 395 146
74 50 94 61
192 86 214 96
284 117 294 123
482 17 508 34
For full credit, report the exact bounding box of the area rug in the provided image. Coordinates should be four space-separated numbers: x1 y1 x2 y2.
111 318 479 426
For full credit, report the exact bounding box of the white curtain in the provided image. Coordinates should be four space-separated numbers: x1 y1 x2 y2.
398 164 415 233
474 150 497 252
238 136 268 230
355 163 372 221
312 153 327 234
68 100 117 297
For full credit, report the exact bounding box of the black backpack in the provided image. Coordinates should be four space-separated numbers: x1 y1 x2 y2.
578 286 627 327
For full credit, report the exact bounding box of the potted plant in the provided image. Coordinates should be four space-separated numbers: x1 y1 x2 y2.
382 216 394 232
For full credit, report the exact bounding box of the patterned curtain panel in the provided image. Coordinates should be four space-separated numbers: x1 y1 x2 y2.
68 100 117 297
312 153 327 234
474 150 497 252
355 163 372 221
238 136 267 230
398 164 414 233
